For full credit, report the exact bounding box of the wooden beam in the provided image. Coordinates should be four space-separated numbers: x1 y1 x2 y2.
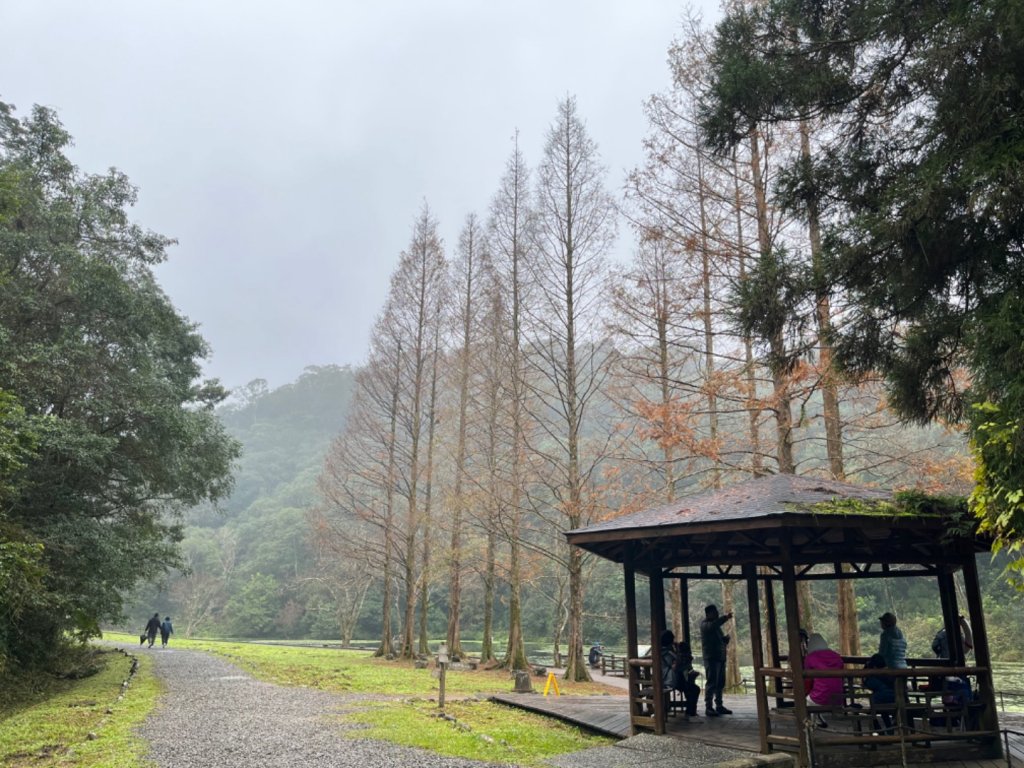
937 567 962 663
681 577 691 646
962 548 1001 744
650 570 666 735
744 563 770 753
781 544 810 768
624 565 642 735
764 576 782 703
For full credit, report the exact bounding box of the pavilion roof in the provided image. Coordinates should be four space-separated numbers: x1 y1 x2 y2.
566 474 988 576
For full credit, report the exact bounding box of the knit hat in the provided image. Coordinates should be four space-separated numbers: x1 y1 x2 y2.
806 633 829 653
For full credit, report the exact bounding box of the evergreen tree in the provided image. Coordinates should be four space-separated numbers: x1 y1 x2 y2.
699 0 1024 562
0 102 238 668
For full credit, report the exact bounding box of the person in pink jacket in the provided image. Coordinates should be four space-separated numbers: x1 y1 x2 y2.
805 633 845 707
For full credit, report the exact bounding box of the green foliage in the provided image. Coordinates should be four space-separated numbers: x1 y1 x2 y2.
729 246 811 374
223 573 282 637
701 0 1024 561
970 401 1024 581
0 100 240 670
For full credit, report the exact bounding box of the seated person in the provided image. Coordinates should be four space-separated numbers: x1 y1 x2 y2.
863 653 895 732
660 629 701 718
805 633 845 707
930 675 973 728
805 633 844 727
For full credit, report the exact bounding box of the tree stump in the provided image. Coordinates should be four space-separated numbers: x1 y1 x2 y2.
513 669 533 693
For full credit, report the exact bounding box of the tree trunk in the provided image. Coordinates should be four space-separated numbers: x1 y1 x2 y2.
417 318 441 656
733 150 764 476
480 524 497 664
697 148 721 491
723 581 741 690
749 127 795 474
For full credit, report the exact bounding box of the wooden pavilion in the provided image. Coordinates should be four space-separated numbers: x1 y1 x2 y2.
565 474 1002 767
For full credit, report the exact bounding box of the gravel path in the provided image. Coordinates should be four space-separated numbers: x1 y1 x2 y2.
138 647 511 768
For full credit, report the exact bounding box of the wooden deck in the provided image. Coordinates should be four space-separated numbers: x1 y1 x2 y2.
491 692 1024 768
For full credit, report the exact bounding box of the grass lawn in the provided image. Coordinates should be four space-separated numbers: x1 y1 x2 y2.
0 646 160 768
102 631 618 765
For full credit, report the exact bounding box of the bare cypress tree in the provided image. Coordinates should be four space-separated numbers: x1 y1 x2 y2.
529 96 617 682
417 299 443 656
317 314 403 658
389 204 447 659
445 213 487 659
478 270 508 667
488 136 533 672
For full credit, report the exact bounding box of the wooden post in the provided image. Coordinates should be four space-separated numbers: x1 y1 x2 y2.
624 564 642 735
765 575 783 704
961 548 1001 743
937 567 963 663
745 563 770 753
681 576 691 646
650 570 667 735
781 555 810 768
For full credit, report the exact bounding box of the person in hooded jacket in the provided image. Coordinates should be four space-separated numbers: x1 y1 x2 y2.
804 633 845 707
160 616 174 648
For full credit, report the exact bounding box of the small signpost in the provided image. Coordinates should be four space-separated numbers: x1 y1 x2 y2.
436 642 449 710
543 671 560 697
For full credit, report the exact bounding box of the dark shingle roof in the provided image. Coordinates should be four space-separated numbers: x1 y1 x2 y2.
572 473 892 536
565 474 985 572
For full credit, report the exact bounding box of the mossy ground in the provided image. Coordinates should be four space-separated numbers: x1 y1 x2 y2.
0 646 160 768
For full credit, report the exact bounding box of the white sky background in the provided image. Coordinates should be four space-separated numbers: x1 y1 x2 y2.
2 0 720 390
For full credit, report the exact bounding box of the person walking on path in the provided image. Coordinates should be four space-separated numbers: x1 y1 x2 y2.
160 616 173 648
144 612 162 649
700 604 733 717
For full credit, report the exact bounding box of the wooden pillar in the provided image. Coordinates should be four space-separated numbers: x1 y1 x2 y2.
937 567 963 663
681 577 691 645
650 570 667 735
764 576 784 703
624 565 642 735
961 549 1001 742
745 563 770 753
781 557 810 767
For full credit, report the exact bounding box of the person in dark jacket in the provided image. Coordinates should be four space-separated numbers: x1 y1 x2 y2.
932 615 973 661
863 653 895 733
659 630 701 718
160 616 174 648
700 604 733 716
144 613 161 648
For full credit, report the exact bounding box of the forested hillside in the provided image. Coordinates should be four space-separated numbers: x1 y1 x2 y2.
126 365 356 638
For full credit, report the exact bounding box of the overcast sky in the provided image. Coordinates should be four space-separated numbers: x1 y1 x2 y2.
3 0 720 390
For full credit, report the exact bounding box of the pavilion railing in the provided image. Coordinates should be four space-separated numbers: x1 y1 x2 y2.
755 660 1002 762
627 658 658 732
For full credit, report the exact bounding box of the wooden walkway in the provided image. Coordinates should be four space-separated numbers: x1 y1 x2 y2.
491 692 1024 768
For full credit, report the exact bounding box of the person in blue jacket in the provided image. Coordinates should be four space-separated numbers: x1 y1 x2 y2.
160 616 174 648
877 612 908 669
